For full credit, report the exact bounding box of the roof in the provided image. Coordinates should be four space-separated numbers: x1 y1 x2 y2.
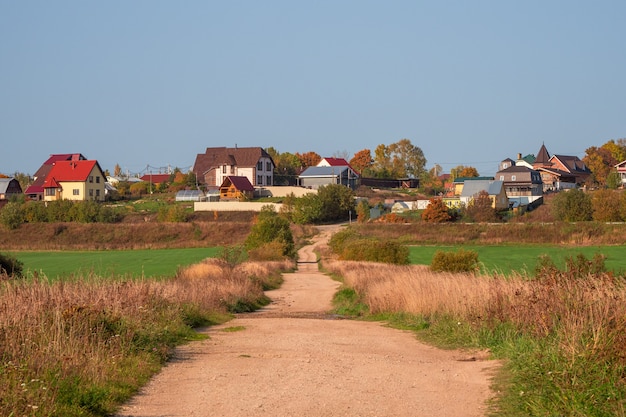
0 178 20 194
193 147 273 177
551 154 591 174
535 144 551 165
460 180 504 197
453 176 494 184
139 174 170 184
299 166 349 177
497 165 536 173
42 160 102 187
221 175 254 191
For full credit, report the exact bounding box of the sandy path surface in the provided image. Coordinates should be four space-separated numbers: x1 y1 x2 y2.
116 226 499 417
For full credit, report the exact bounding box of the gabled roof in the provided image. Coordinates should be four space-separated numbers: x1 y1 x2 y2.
34 153 87 178
299 166 349 177
193 147 273 176
551 154 591 174
221 175 254 191
497 165 536 173
139 174 170 184
319 157 349 166
460 180 504 197
42 160 102 187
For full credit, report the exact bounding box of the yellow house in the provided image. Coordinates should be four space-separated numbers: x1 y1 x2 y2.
43 160 106 202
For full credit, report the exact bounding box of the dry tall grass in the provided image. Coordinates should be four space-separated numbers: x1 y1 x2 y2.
324 260 626 367
0 258 293 416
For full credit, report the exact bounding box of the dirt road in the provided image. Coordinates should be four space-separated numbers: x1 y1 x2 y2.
116 226 499 417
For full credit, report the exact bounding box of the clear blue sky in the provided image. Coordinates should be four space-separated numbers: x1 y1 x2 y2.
2 1 625 177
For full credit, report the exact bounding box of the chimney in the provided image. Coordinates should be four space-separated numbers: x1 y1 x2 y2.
517 153 522 160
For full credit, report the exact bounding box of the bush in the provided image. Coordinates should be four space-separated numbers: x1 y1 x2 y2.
552 188 592 222
421 198 451 223
157 204 189 222
339 238 409 264
245 206 295 258
0 202 25 230
0 252 23 278
430 249 479 273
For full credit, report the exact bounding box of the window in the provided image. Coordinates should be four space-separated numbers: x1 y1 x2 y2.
499 175 504 181
73 189 80 196
89 189 94 197
96 190 100 197
266 175 271 185
89 176 93 183
96 177 100 183
257 161 263 171
230 165 235 174
222 165 227 174
257 175 263 185
266 161 271 171
511 175 516 181
45 188 56 196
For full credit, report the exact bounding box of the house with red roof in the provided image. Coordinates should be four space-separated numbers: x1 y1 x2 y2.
25 153 87 200
42 160 106 202
139 173 171 185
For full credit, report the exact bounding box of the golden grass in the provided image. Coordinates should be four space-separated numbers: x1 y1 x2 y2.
324 260 626 362
0 258 292 416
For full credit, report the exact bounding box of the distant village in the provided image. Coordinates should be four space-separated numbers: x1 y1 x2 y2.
1 143 623 215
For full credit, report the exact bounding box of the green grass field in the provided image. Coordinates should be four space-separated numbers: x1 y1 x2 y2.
409 244 626 275
11 247 221 279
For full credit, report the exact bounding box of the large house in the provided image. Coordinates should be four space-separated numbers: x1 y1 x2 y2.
532 144 590 190
42 160 106 202
25 153 87 200
495 165 543 207
192 147 274 188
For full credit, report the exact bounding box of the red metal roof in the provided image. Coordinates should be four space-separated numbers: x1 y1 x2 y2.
42 160 100 187
139 174 170 184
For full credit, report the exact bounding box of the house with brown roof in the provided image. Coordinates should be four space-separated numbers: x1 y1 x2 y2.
25 153 87 200
219 176 255 200
193 147 274 189
496 165 543 207
42 160 106 202
532 144 590 190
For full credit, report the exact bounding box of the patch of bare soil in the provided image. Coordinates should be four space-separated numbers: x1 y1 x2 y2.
115 224 500 417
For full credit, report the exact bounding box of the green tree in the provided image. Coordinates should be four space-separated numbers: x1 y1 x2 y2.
606 171 622 189
371 139 426 179
450 165 479 181
245 206 295 257
0 202 25 230
316 184 355 223
551 189 593 221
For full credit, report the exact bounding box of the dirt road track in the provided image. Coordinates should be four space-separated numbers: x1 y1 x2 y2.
115 225 500 417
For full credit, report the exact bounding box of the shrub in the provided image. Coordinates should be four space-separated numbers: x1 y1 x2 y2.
0 252 23 278
356 199 370 223
341 238 410 264
0 202 25 230
552 188 592 222
464 190 498 222
421 198 451 223
157 204 189 222
23 201 48 222
430 249 479 273
245 206 295 258
591 189 621 222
